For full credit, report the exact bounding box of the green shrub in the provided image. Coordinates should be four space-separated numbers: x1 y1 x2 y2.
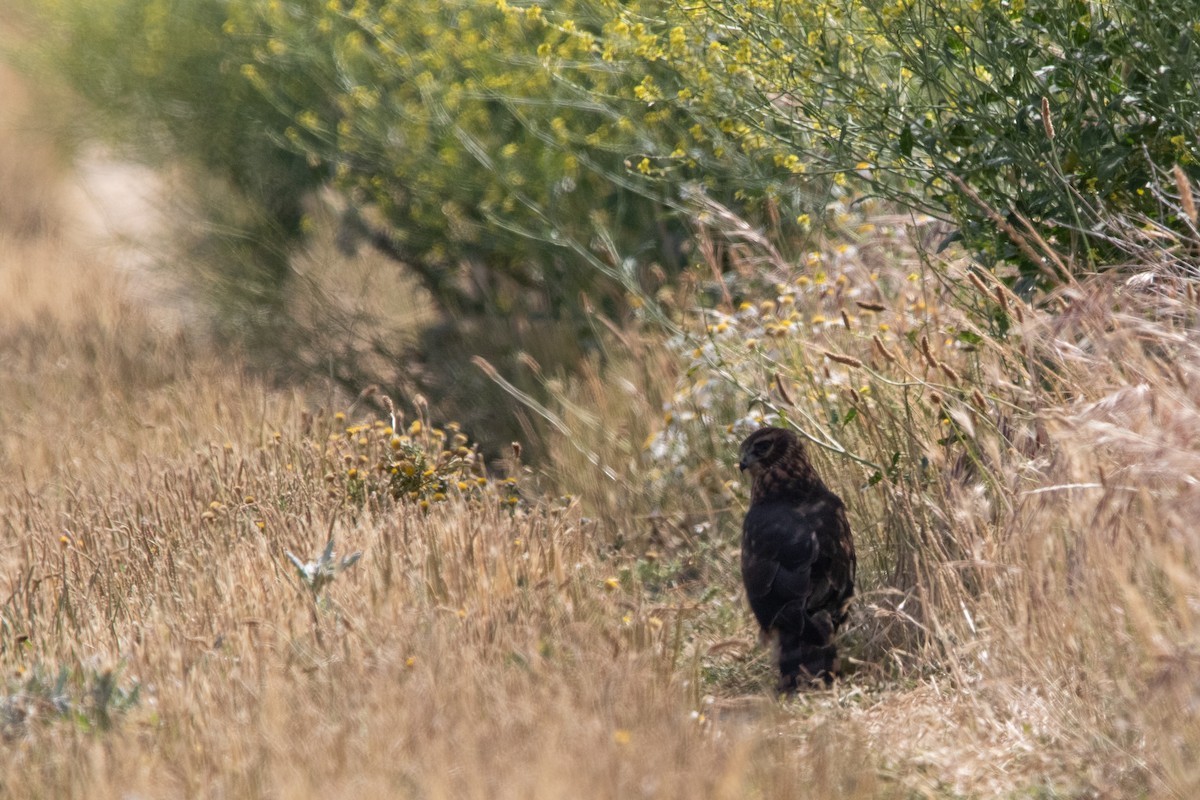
41 0 323 289
591 0 1200 289
38 0 708 327
44 0 1200 312
231 0 712 323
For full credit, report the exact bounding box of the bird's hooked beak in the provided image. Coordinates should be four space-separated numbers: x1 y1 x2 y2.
737 457 748 472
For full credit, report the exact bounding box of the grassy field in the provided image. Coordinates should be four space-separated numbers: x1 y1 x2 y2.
2 56 1199 799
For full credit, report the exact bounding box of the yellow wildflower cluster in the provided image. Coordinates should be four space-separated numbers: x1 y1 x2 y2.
325 415 521 510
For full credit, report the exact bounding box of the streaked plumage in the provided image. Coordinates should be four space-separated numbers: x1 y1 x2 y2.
738 426 855 690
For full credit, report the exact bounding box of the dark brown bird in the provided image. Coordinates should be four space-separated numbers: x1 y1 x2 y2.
738 426 856 690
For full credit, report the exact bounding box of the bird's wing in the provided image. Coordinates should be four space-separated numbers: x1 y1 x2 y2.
741 501 821 603
809 500 857 622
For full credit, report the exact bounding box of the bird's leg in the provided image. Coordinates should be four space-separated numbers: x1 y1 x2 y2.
775 629 805 694
797 610 837 684
776 611 840 690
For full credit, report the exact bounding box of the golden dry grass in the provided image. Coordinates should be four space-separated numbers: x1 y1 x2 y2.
0 230 882 797
0 61 884 800
526 204 1200 796
3 55 1200 799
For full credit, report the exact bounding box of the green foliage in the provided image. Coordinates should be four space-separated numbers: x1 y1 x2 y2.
38 0 700 325
41 0 323 286
39 0 1200 328
231 0 703 321
591 0 1200 287
2 663 140 738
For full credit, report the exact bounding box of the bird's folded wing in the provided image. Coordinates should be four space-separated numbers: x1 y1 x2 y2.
743 504 820 600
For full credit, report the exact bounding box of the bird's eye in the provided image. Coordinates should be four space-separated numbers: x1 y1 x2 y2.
752 439 772 455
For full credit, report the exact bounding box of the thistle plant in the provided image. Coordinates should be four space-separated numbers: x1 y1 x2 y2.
285 537 363 598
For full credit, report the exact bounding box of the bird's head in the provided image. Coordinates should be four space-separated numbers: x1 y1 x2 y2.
737 426 798 477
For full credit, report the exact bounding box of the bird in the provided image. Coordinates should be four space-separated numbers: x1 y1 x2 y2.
737 426 856 691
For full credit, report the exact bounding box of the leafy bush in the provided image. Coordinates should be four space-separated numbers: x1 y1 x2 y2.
38 0 703 327
230 0 713 322
591 0 1200 289
41 0 324 291
42 0 1200 321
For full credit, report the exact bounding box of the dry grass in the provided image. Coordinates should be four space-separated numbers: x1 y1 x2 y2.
528 202 1200 797
0 233 884 798
0 62 62 242
3 53 1200 800
0 62 886 800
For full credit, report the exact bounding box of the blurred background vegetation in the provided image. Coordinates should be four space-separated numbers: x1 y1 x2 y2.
28 0 1200 445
